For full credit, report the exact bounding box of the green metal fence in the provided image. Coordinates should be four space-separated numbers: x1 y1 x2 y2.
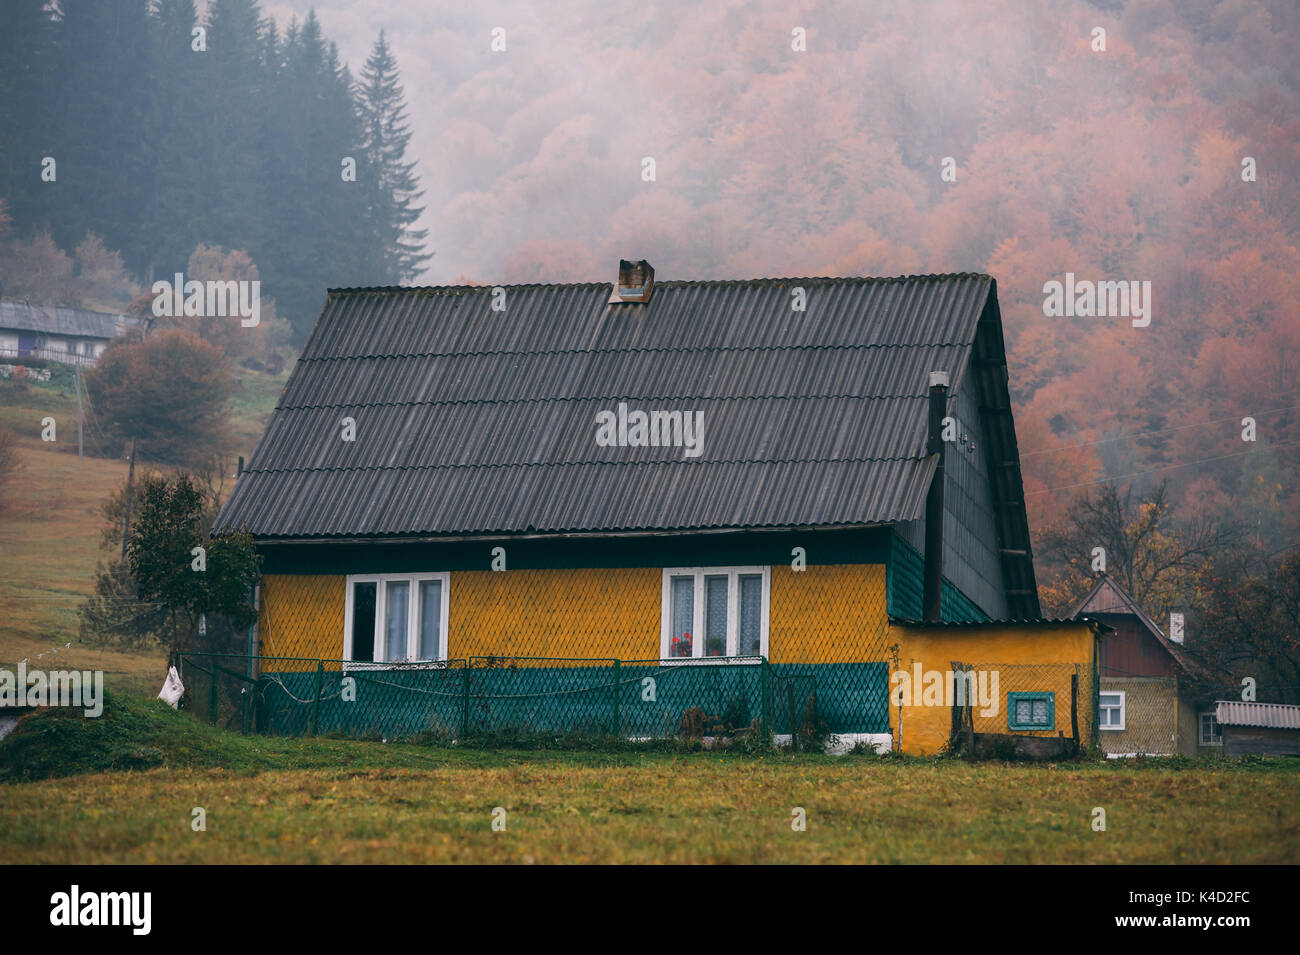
172 651 839 747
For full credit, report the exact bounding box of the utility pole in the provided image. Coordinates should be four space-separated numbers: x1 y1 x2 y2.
75 362 83 462
121 438 136 564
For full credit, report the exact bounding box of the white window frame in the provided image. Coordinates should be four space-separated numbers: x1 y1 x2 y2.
1099 691 1126 731
1199 711 1223 747
343 572 450 665
659 566 770 661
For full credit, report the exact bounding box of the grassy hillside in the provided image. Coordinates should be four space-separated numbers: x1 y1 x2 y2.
0 690 495 782
0 363 287 693
1 693 1297 864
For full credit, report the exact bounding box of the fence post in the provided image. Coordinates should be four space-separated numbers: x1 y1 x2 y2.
760 657 769 748
310 661 324 735
785 678 799 751
1070 672 1080 745
244 589 257 736
611 659 621 737
949 662 962 750
208 664 218 726
1092 661 1101 751
461 659 471 740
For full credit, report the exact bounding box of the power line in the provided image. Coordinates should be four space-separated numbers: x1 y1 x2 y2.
1018 400 1300 460
1025 437 1300 496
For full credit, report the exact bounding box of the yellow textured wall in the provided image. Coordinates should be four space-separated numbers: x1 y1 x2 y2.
449 568 660 660
259 565 892 667
769 564 889 663
1098 676 1179 756
890 623 1098 755
259 569 661 666
259 575 346 670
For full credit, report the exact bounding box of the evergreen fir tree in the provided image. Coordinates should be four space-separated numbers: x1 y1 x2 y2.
51 0 155 272
199 0 272 259
322 43 377 290
1 2 428 342
358 31 430 284
143 0 205 282
0 0 54 234
262 13 373 340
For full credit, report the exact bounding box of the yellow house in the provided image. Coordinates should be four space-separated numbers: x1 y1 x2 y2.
888 620 1102 755
213 267 1099 751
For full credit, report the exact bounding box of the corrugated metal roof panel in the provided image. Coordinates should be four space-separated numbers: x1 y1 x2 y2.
216 273 995 539
1215 701 1300 729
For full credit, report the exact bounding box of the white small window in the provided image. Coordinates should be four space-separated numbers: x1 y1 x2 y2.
1099 691 1126 731
660 566 769 660
344 572 449 664
1199 711 1223 746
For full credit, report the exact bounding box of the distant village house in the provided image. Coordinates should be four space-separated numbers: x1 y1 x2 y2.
0 300 136 367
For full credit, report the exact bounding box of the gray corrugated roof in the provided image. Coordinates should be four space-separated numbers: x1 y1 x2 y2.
1214 700 1300 729
0 300 130 339
216 273 1001 539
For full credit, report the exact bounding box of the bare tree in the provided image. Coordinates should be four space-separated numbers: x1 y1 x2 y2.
1037 481 1240 619
1195 551 1300 704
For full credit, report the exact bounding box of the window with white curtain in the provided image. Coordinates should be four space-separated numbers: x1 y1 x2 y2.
660 567 769 660
344 573 448 663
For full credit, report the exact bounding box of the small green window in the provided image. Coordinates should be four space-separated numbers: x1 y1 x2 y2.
1007 692 1054 731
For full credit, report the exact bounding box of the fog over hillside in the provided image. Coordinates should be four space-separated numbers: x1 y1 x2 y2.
2 0 1295 550
255 0 1298 543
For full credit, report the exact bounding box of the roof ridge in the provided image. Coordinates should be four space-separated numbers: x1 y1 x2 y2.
325 272 993 295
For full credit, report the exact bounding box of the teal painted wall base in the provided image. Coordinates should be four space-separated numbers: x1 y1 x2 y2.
255 660 891 740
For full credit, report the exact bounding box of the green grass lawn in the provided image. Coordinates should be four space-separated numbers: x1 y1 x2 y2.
2 693 1297 864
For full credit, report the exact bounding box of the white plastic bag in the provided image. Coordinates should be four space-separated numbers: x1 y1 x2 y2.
158 665 184 708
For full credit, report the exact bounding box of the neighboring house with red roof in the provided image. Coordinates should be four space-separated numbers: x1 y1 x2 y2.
1071 575 1220 756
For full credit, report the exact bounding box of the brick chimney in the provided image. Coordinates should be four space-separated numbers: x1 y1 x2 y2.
609 259 654 304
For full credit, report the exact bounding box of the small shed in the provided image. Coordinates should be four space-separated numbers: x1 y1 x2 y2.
1213 701 1300 757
